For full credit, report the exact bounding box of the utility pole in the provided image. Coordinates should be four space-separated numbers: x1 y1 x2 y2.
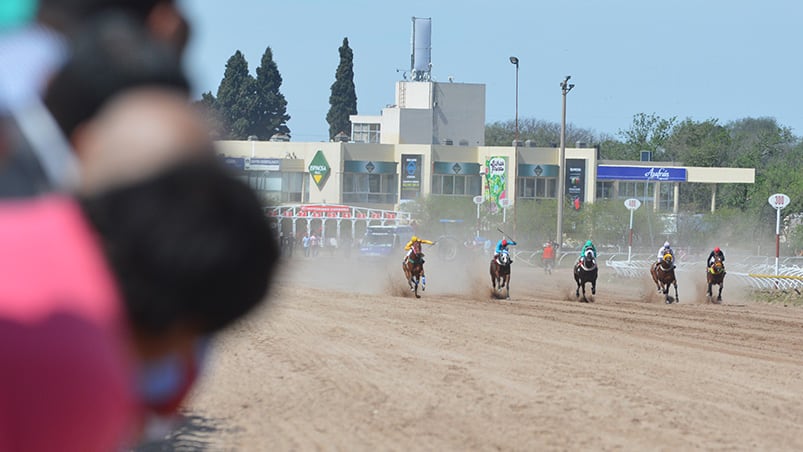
556 76 574 248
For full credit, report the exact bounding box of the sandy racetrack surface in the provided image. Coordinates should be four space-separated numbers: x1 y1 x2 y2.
154 253 803 451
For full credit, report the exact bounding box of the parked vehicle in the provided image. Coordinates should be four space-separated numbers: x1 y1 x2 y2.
359 225 415 257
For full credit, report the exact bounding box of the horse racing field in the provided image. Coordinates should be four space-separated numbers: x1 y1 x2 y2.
147 253 803 450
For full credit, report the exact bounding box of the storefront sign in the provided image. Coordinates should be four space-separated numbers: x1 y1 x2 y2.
597 165 687 181
245 157 280 171
566 158 586 203
518 164 558 178
344 160 397 174
308 150 331 189
433 162 480 175
219 156 245 171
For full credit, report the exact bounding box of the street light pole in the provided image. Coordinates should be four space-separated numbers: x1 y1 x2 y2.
509 56 519 144
556 76 574 248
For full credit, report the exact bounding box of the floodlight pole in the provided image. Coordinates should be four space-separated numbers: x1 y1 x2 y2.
556 76 574 248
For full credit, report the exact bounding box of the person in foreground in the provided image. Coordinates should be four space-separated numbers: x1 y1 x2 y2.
494 238 516 263
0 158 280 451
403 235 434 287
707 246 725 271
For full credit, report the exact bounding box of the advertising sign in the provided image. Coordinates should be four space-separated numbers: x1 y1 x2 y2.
565 158 586 204
400 154 422 200
597 165 687 181
432 162 480 175
308 150 330 189
484 156 508 209
219 156 245 171
245 157 280 171
344 160 397 174
517 164 559 178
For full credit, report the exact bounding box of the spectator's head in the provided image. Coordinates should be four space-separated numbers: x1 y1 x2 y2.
70 86 211 193
44 12 189 146
38 0 188 54
79 158 280 349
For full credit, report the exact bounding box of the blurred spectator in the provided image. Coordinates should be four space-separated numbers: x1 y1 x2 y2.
0 0 190 197
0 158 280 451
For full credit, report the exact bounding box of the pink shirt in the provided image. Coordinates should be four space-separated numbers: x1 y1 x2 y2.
0 197 139 451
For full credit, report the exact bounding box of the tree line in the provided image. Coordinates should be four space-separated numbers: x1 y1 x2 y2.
199 38 357 141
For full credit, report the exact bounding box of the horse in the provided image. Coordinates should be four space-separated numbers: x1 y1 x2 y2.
490 250 512 299
402 241 424 298
706 255 726 303
651 253 679 304
574 249 598 301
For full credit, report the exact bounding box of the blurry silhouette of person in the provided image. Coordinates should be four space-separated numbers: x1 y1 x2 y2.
0 158 280 451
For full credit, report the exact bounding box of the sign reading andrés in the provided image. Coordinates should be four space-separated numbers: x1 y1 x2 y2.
597 165 687 181
308 150 331 189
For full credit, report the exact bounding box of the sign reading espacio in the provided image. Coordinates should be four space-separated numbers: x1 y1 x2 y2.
308 150 330 189
597 165 687 181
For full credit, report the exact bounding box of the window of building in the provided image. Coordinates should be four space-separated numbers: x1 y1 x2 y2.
516 177 557 199
351 123 381 143
596 181 614 199
342 172 397 204
245 171 303 203
431 174 482 196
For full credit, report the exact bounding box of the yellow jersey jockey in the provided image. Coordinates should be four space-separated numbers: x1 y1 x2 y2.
403 236 434 287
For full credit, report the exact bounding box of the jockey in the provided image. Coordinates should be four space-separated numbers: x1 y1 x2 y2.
657 241 676 268
494 238 516 262
578 240 597 264
404 235 434 286
707 246 725 269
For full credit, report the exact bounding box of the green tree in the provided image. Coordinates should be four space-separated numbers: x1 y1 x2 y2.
254 46 290 139
215 50 257 139
485 118 600 147
618 113 677 161
327 37 357 140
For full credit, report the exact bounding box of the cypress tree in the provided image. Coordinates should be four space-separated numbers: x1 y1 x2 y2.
326 37 357 141
215 50 257 139
254 46 291 140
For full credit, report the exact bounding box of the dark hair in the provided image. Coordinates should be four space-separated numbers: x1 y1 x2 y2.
39 0 172 29
79 158 279 336
44 12 189 139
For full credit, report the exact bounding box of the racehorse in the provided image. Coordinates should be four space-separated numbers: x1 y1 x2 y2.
402 241 424 298
651 253 679 304
490 250 512 299
706 254 726 303
574 249 598 301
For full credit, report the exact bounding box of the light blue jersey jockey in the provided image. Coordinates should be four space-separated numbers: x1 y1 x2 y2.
494 238 516 262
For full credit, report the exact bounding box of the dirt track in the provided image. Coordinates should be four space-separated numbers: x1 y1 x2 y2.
166 253 803 451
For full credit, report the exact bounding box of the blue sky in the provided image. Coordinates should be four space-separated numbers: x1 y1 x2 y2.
177 0 803 142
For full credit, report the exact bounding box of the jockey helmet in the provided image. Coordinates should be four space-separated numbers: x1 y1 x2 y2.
663 241 670 248
585 240 593 247
714 246 720 253
502 239 508 246
411 235 418 242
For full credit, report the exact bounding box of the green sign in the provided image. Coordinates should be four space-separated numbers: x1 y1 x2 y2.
308 150 330 189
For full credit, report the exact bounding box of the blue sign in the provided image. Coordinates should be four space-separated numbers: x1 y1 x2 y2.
433 162 480 175
597 165 687 181
219 156 245 171
344 160 397 174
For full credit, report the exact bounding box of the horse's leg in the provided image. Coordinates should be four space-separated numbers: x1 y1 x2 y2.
575 276 580 297
591 272 597 295
673 279 679 303
717 280 723 302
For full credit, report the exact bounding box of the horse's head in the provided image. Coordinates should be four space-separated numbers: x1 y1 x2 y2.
411 240 422 256
662 253 674 265
710 257 724 274
584 248 595 262
497 250 511 266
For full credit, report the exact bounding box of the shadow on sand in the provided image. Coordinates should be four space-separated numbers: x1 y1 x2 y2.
134 412 240 451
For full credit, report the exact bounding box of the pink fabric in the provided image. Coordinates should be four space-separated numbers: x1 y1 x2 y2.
0 197 139 451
